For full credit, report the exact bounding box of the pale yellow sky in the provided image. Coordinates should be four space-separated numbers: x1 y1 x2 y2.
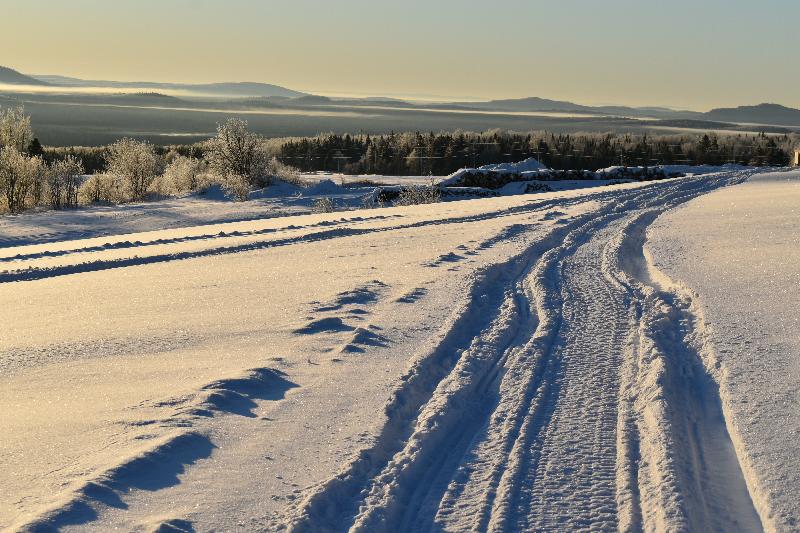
3 0 799 110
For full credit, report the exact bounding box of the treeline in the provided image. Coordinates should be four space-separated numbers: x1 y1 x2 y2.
32 130 797 178
39 144 205 175
275 130 797 175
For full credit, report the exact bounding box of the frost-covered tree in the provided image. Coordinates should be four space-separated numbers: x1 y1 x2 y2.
48 155 84 208
0 106 33 153
206 118 269 187
106 138 161 201
78 173 125 205
0 147 44 213
28 156 48 207
162 155 205 193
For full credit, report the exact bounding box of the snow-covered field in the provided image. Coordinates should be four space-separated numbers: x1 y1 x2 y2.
2 168 797 532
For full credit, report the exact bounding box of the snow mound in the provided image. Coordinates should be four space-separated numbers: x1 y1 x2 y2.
479 157 549 174
594 163 748 178
303 179 345 197
249 180 303 199
193 184 230 201
439 158 551 188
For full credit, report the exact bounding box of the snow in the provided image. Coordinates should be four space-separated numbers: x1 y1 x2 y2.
301 178 345 196
647 169 800 531
300 172 440 186
594 163 750 177
1 168 795 532
478 156 549 174
0 174 637 249
496 179 635 196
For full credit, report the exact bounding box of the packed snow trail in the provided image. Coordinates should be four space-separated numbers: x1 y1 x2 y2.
284 171 766 532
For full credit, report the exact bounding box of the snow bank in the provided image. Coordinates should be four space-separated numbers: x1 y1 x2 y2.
647 170 800 530
594 163 749 179
478 157 549 174
439 158 551 188
249 180 304 199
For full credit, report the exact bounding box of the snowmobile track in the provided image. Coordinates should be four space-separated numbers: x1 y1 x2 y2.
283 171 767 533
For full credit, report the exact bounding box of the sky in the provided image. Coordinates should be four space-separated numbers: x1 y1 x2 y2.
2 0 799 110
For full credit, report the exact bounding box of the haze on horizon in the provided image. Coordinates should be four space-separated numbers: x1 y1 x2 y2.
4 0 800 110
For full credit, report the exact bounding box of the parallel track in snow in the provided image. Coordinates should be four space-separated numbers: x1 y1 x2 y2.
283 172 766 533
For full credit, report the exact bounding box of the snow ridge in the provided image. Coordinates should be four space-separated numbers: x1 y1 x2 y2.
12 368 296 532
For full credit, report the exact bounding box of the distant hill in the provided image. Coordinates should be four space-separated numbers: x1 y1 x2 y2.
704 103 800 127
107 92 186 105
290 95 333 105
32 75 305 98
468 96 594 113
191 82 305 98
440 96 591 114
0 66 50 86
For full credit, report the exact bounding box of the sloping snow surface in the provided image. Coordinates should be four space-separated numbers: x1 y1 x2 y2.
1 170 795 532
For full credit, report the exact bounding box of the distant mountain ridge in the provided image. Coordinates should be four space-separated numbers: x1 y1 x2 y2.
3 66 800 130
0 66 49 86
705 103 800 127
435 97 800 126
31 74 305 98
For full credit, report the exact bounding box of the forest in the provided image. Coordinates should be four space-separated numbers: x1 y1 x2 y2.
274 130 795 175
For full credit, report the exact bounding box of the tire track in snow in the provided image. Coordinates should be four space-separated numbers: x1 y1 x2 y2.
609 208 766 532
0 188 621 284
282 171 767 533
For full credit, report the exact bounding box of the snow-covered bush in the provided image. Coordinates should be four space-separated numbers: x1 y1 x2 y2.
106 138 162 201
78 173 126 205
27 155 48 208
0 147 45 213
267 156 306 187
47 156 84 209
206 118 270 188
158 155 206 195
221 173 251 202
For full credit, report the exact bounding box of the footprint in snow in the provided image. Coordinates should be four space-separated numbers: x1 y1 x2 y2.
312 280 389 312
293 317 354 335
396 287 428 304
339 327 391 354
424 252 466 267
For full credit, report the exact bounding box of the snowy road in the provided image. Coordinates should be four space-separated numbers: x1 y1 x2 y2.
284 172 764 532
2 170 790 532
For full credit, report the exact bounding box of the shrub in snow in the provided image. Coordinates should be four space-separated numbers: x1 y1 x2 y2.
361 192 386 209
159 155 206 194
312 197 335 213
47 155 84 209
79 173 126 205
206 118 270 187
394 184 442 206
106 138 162 201
267 157 308 188
0 147 47 213
221 173 251 202
524 182 553 193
